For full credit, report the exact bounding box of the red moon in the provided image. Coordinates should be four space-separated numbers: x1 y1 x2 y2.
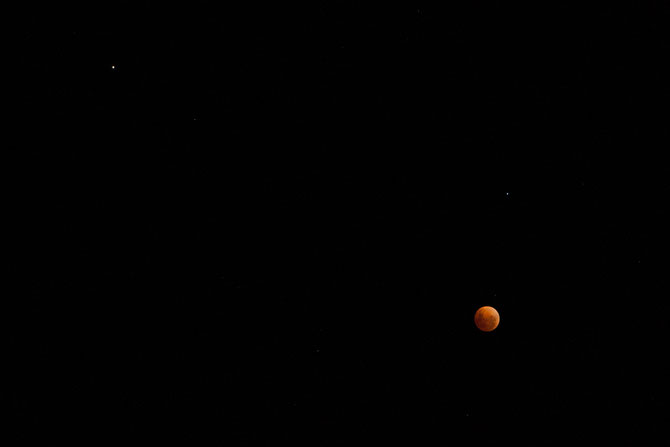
474 306 500 332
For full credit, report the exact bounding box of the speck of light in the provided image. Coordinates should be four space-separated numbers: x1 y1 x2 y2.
111 65 116 70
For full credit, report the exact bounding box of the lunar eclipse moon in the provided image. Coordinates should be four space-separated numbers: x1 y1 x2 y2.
474 306 500 332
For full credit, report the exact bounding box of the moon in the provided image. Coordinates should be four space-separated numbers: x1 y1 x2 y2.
474 306 500 332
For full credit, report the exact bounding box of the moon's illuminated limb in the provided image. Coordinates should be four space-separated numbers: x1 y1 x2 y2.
474 306 500 332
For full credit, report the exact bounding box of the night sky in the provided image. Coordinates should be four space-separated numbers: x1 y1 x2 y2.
14 2 670 445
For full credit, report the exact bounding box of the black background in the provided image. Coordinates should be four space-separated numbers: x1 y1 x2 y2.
13 2 669 445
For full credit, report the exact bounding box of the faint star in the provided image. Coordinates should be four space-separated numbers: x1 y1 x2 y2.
111 65 116 70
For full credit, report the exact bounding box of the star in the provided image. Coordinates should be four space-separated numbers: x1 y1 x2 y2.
111 65 116 70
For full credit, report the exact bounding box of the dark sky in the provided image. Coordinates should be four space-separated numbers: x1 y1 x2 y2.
14 2 670 445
